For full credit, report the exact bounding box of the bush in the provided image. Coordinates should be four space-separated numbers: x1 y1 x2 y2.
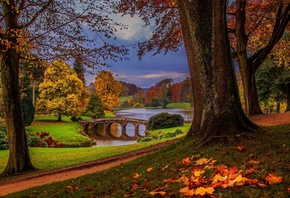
137 129 184 142
70 116 83 122
148 112 184 130
0 127 8 150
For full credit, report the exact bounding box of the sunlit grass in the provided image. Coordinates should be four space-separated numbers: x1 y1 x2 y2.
166 102 191 109
0 124 190 173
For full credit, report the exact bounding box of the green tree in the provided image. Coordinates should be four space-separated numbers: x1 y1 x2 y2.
85 93 105 119
20 72 35 126
94 71 121 111
36 60 89 121
73 58 86 85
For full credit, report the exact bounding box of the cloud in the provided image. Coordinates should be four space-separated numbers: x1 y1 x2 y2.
111 14 152 41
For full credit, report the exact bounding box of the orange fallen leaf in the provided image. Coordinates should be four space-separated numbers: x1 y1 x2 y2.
196 157 209 165
132 173 140 179
149 191 166 196
182 157 192 166
179 187 195 196
287 187 290 192
195 187 215 196
249 160 260 165
132 182 139 189
146 167 153 172
265 173 282 185
236 145 246 151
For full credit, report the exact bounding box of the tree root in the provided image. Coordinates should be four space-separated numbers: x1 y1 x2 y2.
192 133 253 148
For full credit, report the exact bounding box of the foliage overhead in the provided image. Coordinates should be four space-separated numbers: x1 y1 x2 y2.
36 60 90 120
0 0 129 70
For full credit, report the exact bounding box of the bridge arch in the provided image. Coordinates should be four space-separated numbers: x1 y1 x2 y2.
79 118 148 140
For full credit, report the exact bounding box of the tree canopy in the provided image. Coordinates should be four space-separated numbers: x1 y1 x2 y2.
94 70 121 111
36 60 89 121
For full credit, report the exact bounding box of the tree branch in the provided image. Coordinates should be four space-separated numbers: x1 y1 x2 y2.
249 3 290 72
18 0 54 29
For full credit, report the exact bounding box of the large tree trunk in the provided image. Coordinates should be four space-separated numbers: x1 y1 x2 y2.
0 49 35 175
0 2 35 175
177 0 260 139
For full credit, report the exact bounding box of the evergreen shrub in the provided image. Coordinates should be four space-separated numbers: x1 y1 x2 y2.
148 112 184 130
0 127 8 150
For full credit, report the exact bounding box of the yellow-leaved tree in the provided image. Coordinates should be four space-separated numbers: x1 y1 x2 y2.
36 60 89 121
94 71 121 110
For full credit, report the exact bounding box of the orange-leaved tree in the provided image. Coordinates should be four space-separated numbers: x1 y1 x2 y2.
94 70 121 111
0 1 128 176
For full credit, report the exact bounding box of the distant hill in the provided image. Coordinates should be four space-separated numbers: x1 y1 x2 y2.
119 81 144 97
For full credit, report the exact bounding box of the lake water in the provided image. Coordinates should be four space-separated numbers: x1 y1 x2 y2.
95 108 193 146
114 108 193 122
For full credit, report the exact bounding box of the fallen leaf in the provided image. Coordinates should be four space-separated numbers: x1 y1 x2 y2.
236 145 246 151
193 170 205 177
132 173 140 179
196 157 208 165
249 160 260 165
182 157 192 166
179 187 195 196
149 191 166 196
146 167 153 172
212 173 227 183
265 173 282 185
195 187 215 196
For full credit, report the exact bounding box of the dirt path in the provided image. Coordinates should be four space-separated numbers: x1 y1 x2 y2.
0 140 177 197
0 112 289 196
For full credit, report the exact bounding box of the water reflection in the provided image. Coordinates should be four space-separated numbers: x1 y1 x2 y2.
94 140 136 146
114 108 193 122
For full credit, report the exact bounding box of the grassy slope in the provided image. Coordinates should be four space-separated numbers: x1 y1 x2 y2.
25 116 90 144
0 123 189 173
6 124 290 197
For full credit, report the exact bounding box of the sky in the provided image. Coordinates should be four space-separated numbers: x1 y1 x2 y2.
85 14 190 88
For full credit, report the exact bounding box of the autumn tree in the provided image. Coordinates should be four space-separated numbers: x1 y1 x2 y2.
36 60 89 121
94 70 121 111
0 1 128 175
118 0 260 139
228 0 290 115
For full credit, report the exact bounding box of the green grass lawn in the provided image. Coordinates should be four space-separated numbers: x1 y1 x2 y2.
119 96 133 105
6 124 290 198
26 116 90 145
0 122 189 173
166 102 191 109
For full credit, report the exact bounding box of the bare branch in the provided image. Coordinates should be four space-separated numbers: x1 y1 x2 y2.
18 0 54 29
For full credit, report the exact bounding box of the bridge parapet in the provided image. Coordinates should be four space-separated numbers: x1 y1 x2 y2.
79 118 148 140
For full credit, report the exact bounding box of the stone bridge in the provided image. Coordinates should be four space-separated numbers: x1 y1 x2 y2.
79 118 148 140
